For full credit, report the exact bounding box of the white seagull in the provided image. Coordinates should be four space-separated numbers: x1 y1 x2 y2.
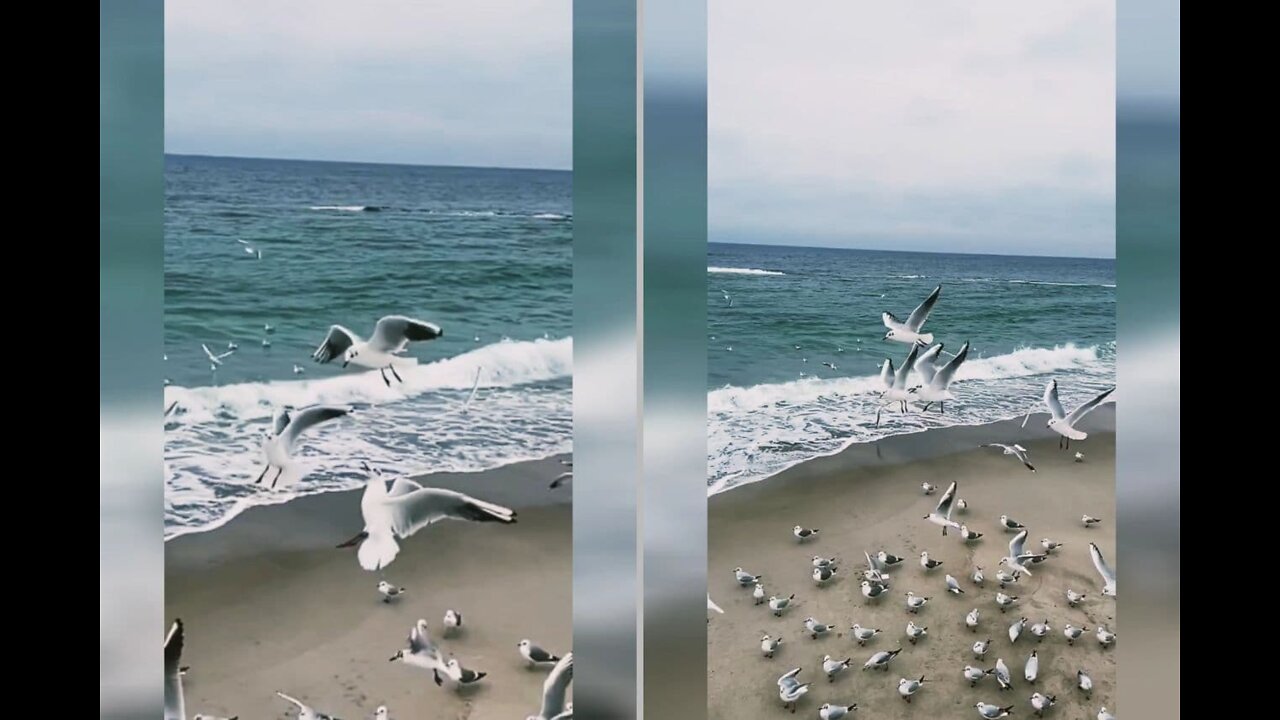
998 515 1026 532
915 341 970 413
1078 669 1093 694
388 619 446 674
1042 380 1116 449
164 620 186 720
982 443 1036 472
275 691 340 720
1008 617 1027 643
1025 649 1039 682
994 658 1012 690
1030 692 1056 716
337 473 517 571
519 639 563 667
777 667 811 712
312 315 444 386
526 653 573 720
906 621 928 645
905 592 929 613
443 609 464 634
1089 542 1117 597
976 702 1015 719
877 343 921 423
996 594 1020 614
753 582 766 605
1096 625 1117 647
794 525 820 542
966 608 981 631
924 481 961 535
920 551 943 570
256 405 350 488
1082 514 1103 527
897 675 928 702
735 567 764 586
813 565 839 585
819 703 857 719
823 654 852 680
946 574 965 594
862 648 901 671
883 285 941 346
760 634 783 658
1001 530 1044 578
803 617 833 639
770 594 796 616
849 623 881 645
965 664 991 686
201 343 235 368
377 580 406 603
973 638 991 658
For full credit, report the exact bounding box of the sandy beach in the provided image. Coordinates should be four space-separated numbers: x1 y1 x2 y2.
709 411 1116 719
166 456 572 720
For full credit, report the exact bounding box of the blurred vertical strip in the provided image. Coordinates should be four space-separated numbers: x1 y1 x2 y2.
100 0 164 717
642 0 708 717
1117 2 1180 719
574 1 640 717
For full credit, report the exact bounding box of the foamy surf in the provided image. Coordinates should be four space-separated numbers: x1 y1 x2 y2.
707 342 1114 494
707 266 787 276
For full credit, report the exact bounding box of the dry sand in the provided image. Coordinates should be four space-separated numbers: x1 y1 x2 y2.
709 416 1116 719
166 456 571 720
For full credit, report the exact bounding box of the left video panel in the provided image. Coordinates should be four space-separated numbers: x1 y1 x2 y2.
162 2 573 718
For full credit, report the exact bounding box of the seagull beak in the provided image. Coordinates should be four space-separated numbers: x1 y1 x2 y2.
336 530 369 548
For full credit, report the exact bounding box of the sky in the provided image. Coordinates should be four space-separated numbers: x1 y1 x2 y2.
165 0 571 170
710 1 1116 258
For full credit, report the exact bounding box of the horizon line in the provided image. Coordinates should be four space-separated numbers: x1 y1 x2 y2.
710 239 1115 262
165 151 571 174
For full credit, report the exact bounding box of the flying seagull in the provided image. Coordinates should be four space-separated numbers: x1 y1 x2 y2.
924 481 961 535
982 443 1036 472
883 285 941 346
877 342 921 425
1042 380 1116 449
527 652 573 720
915 342 969 412
1089 542 1117 597
255 406 350 488
201 343 235 367
312 315 444 386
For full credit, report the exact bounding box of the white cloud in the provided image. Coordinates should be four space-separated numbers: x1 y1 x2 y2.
165 0 571 169
710 0 1115 256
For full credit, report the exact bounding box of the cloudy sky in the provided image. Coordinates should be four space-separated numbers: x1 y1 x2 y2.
710 1 1115 258
165 1 571 169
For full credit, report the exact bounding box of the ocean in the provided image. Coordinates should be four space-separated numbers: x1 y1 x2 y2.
163 155 572 538
707 242 1115 493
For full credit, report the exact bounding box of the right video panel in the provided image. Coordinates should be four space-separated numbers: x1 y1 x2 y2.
707 2 1117 718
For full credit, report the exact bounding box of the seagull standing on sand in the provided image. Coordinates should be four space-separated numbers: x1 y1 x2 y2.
761 634 783 658
1024 650 1039 682
1042 380 1116 449
1098 708 1116 720
916 341 970 413
803 617 833 639
1096 625 1117 646
906 621 928 645
812 555 839 569
850 623 881 645
440 658 487 689
973 638 991 658
898 676 928 702
998 515 1026 532
966 608 981 631
993 658 1013 690
976 703 1015 719
256 405 350 488
861 581 889 600
922 482 936 495
377 580 406 603
1030 692 1057 716
1064 624 1088 645
1066 589 1086 606
311 315 444 386
337 472 517 571
275 692 340 720
823 655 852 681
819 703 857 719
813 565 839 585
519 639 562 668
924 481 961 535
965 665 991 686
777 667 810 713
1041 538 1064 554
996 593 1019 613
878 551 905 566
863 648 902 671
794 525 820 542
877 344 921 424
920 551 943 570
754 583 767 605
1008 617 1027 642
960 525 983 541
444 609 463 634
905 592 929 613
388 619 446 675
734 567 764 586
972 566 985 585
1030 619 1051 642
1075 451 1086 462
883 285 941 346
946 575 965 594
1078 670 1093 694
770 594 796 616
982 444 1036 472
1082 514 1103 527
526 653 573 720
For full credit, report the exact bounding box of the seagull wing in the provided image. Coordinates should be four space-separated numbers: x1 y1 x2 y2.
275 691 311 713
236 238 251 245
1009 530 1028 559
271 407 291 437
387 476 424 497
1089 542 1116 592
882 311 909 332
1066 386 1116 427
879 358 894 388
915 343 944 385
778 667 803 687
368 315 443 353
935 481 957 520
408 622 443 662
707 594 724 613
382 486 516 538
893 344 921 388
312 325 359 364
904 285 942 331
930 342 969 389
1044 380 1066 421
281 405 349 447
163 620 186 720
201 343 223 365
538 652 574 718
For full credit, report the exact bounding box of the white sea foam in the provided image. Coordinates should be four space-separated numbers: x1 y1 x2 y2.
707 266 786 276
309 205 369 211
707 343 1114 493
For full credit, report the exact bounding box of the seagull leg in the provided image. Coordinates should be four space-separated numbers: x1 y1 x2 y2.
922 402 932 412
940 401 945 414
255 465 270 484
389 364 403 383
270 467 283 489
380 368 391 386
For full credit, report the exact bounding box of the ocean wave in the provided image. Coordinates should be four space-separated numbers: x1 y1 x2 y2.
707 266 787 276
532 212 570 220
959 277 1115 289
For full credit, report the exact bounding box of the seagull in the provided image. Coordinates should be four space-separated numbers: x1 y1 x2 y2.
823 655 852 681
803 617 832 639
1082 514 1103 527
976 702 1015 719
336 473 517 571
960 525 983 541
982 443 1036 472
849 623 880 645
957 498 969 513
261 338 271 348
777 667 810 713
1078 670 1093 694
1041 538 1064 554
995 570 1019 587
905 592 929 613
164 620 186 720
721 289 733 307
812 555 839 569
819 703 857 720
256 405 350 488
526 653 573 720
735 567 764 585
1008 617 1026 642
877 343 921 424
822 362 837 371
915 341 970 413
998 515 1026 532
1001 530 1044 578
994 658 1013 690
235 238 262 259
201 343 235 367
761 634 783 658
922 482 936 495
966 608 981 631
861 581 889 600
275 692 340 720
753 583 766 605
311 315 444 386
1064 624 1089 645
707 594 725 616
972 566 985 585
920 551 944 570
924 481 961 535
1089 543 1117 596
878 551 905 566
377 580 406 603
794 525 820 542
444 609 463 634
862 647 901 671
883 285 941 346
1098 708 1116 720
292 364 306 375
973 638 991 658
519 639 562 667
1075 451 1086 463
1043 380 1116 449
770 594 796 616
1030 692 1057 717
1066 589 1086 606
264 323 275 334
388 619 446 674
813 565 839 585
440 658 487 688
1096 625 1117 647
898 676 927 702
550 471 573 489
906 621 928 645
996 594 1019 613
1025 650 1039 682
965 665 992 686
1030 619 1051 642
946 575 965 594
